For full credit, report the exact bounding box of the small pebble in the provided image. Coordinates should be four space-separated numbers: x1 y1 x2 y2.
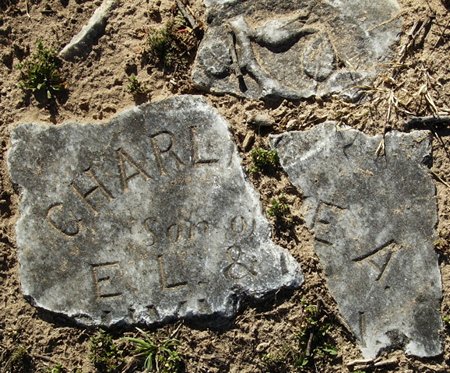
247 113 275 127
242 132 255 152
286 119 297 130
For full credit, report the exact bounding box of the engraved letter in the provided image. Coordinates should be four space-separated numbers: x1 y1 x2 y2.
71 168 114 214
195 221 209 237
116 148 151 191
46 203 81 236
189 126 219 166
229 215 255 239
358 311 367 347
313 201 345 246
223 245 257 280
150 131 185 175
158 255 188 290
352 240 398 282
143 217 157 246
91 262 123 299
167 223 181 243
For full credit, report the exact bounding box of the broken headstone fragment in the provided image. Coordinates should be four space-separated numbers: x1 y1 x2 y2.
59 0 118 60
8 95 302 327
271 123 442 358
193 0 401 100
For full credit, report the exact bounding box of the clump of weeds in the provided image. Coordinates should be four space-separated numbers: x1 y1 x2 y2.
46 364 66 373
124 327 184 373
293 300 339 370
127 74 149 103
443 314 450 328
3 345 33 373
127 74 146 96
262 299 340 372
267 194 290 221
145 10 200 72
17 41 66 103
249 147 279 174
89 330 124 373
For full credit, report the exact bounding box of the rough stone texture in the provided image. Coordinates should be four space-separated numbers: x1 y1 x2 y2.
271 123 442 358
59 0 118 60
193 0 401 100
7 96 302 327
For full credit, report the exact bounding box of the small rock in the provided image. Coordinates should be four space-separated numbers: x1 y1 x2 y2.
256 342 270 352
247 113 275 127
59 0 118 61
242 132 255 152
286 119 297 130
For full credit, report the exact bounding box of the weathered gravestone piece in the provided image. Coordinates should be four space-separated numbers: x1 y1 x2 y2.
193 0 401 100
7 96 303 327
271 122 442 358
59 0 118 61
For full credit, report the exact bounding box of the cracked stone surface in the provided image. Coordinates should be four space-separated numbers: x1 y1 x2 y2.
193 0 401 100
271 122 442 358
7 95 302 327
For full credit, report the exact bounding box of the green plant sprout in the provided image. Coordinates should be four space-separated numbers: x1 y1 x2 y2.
249 147 279 173
262 299 340 372
47 364 65 373
267 194 290 219
295 299 339 370
17 41 65 100
125 328 183 373
89 330 122 373
3 345 33 372
127 74 146 96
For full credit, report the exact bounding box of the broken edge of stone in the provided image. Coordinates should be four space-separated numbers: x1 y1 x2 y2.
7 95 304 328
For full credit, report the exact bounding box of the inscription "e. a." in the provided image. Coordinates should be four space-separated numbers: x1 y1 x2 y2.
46 126 220 237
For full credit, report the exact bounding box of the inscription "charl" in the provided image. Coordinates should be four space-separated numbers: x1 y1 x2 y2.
47 126 221 237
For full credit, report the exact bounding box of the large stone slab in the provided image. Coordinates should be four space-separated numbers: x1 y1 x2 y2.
271 123 442 358
7 96 302 327
193 0 401 100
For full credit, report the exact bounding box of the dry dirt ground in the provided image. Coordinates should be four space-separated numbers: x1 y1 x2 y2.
0 0 450 372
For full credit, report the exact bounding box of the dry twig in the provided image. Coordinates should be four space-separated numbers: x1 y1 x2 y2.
175 0 199 30
430 170 450 188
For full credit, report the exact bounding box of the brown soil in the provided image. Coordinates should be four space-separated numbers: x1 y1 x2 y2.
0 0 449 372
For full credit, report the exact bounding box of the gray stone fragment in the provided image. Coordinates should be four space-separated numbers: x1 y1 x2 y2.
271 123 442 358
8 96 302 327
59 0 118 60
193 0 401 100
